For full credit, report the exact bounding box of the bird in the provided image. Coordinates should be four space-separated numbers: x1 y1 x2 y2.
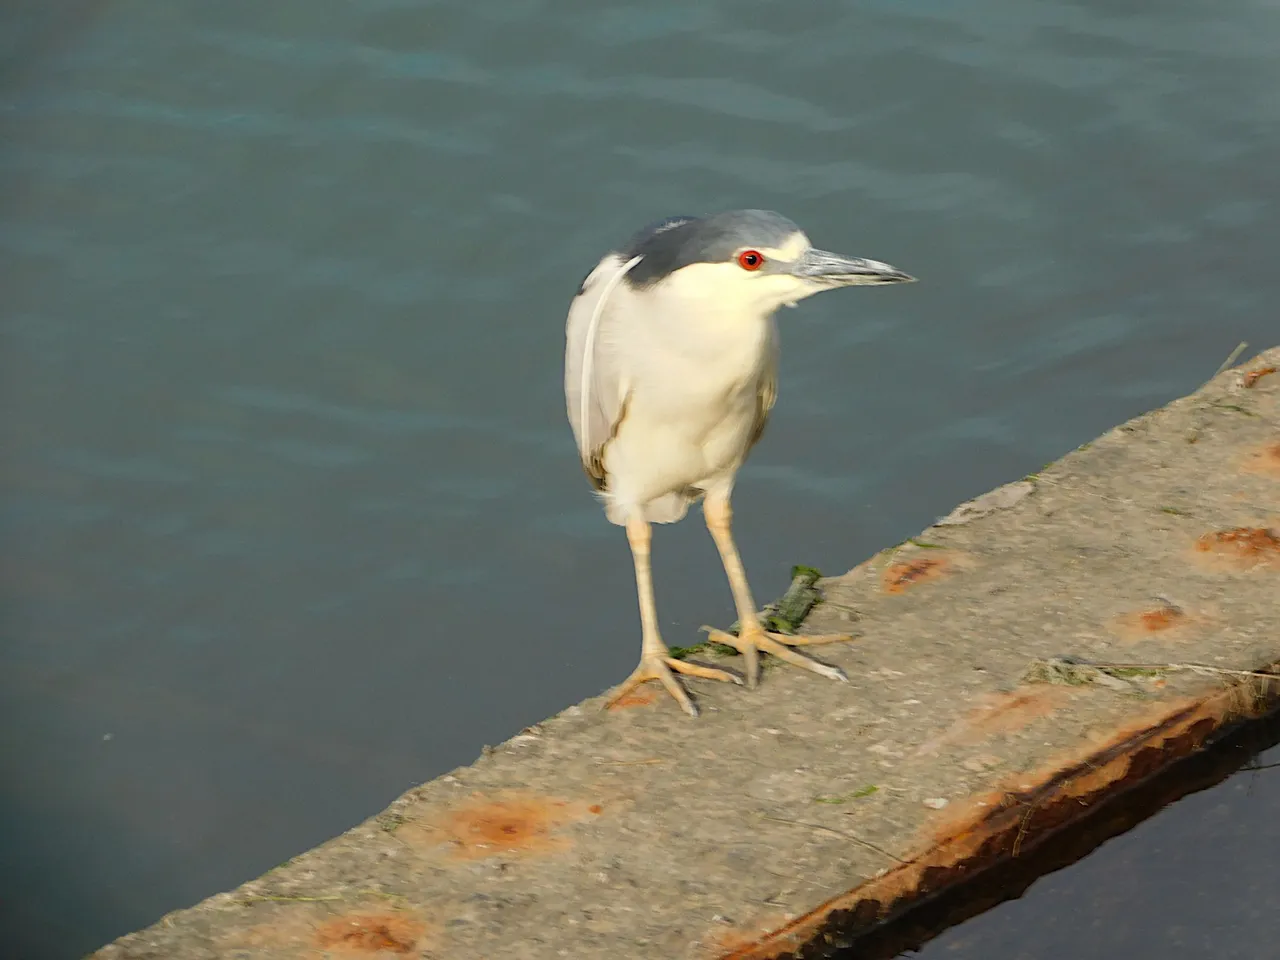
564 209 914 717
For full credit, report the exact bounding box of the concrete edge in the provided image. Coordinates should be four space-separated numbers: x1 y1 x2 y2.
720 657 1280 959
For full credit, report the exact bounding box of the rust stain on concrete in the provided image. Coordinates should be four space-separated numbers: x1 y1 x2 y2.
314 913 428 955
1135 606 1183 631
1241 441 1280 480
1193 526 1280 570
915 686 1073 756
221 907 433 958
717 667 1280 960
400 791 593 861
882 554 952 594
1242 365 1277 388
607 687 659 709
1110 601 1206 642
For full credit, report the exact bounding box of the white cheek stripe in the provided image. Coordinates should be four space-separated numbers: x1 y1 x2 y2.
753 232 810 264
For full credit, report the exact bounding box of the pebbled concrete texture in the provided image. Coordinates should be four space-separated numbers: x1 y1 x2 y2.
90 348 1280 960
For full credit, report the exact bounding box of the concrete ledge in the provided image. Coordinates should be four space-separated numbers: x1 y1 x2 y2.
91 347 1280 960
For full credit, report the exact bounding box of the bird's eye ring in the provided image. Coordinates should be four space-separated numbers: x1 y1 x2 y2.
737 249 765 271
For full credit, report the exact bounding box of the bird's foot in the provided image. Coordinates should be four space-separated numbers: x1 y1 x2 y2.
701 626 851 689
604 647 742 718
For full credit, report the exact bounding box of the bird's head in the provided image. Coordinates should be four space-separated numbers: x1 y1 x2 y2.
618 209 914 315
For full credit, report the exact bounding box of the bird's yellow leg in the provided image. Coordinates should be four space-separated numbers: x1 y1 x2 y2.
605 515 742 717
702 495 850 689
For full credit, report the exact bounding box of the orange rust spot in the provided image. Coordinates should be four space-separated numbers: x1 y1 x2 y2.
1242 441 1280 480
397 791 596 861
1193 526 1280 569
315 913 426 955
445 797 561 855
882 556 949 594
588 803 603 814
1140 608 1179 630
224 908 434 956
968 688 1071 737
1242 365 1277 387
1110 603 1201 642
915 686 1072 757
608 687 658 709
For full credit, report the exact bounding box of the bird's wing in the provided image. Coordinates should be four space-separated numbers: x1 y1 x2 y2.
564 253 641 490
745 320 780 453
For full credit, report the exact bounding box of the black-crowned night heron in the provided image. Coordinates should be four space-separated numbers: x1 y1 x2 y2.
564 209 913 717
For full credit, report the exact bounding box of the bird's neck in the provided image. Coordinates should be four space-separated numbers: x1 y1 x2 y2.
655 289 777 362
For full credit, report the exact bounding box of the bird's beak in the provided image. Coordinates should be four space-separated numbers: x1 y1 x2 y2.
790 248 915 286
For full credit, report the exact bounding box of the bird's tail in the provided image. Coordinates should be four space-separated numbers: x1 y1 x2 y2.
603 491 693 525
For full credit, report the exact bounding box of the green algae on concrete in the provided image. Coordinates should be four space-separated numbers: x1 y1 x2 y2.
90 347 1280 960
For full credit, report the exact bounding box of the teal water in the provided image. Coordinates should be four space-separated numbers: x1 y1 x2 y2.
3 1 1279 955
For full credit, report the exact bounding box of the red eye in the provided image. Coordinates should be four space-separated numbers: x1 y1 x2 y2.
737 249 765 271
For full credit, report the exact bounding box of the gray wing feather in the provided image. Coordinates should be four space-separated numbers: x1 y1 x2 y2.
564 254 635 490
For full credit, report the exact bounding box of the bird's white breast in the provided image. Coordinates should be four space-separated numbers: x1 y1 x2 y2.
600 275 777 508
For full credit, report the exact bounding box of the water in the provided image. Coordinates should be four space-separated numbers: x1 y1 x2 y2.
2 1 1278 955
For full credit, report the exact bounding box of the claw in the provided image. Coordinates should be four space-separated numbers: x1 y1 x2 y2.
605 651 742 717
702 626 852 688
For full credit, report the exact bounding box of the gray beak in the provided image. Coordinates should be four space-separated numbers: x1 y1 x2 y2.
790 248 915 286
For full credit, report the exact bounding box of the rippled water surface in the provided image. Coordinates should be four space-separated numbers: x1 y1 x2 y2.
3 1 1280 955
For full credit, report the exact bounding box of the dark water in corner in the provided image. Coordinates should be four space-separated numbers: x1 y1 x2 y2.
2 1 1279 956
